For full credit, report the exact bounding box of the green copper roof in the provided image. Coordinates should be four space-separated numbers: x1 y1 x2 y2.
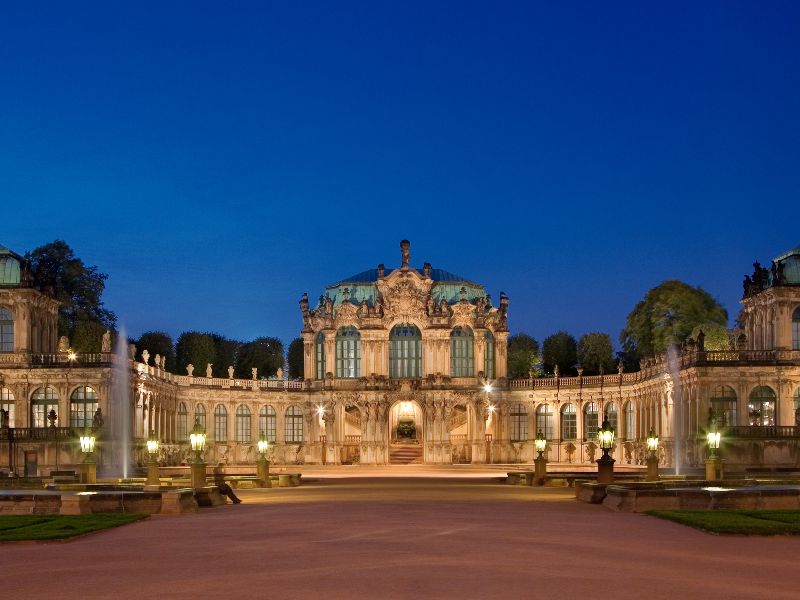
331 267 480 286
0 244 21 286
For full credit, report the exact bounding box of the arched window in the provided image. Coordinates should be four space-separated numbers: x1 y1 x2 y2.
793 307 800 350
177 402 188 441
214 405 228 442
335 326 361 378
195 404 207 433
315 333 325 380
450 327 474 377
31 386 58 428
484 331 495 379
1 387 14 427
510 403 528 442
794 388 800 426
536 404 553 439
390 324 422 378
285 406 303 443
748 386 777 426
624 401 634 440
235 405 251 442
561 404 577 440
583 402 599 440
259 405 277 441
604 403 618 433
0 307 13 353
710 385 738 427
69 386 98 429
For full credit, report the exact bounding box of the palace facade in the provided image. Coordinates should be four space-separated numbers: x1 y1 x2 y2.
1 240 799 475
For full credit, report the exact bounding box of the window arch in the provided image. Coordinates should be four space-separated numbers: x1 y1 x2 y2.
1 387 14 427
794 388 800 426
450 326 474 377
235 405 251 442
484 331 495 379
260 405 276 441
390 324 422 378
561 404 577 440
335 326 361 378
536 404 554 439
793 307 800 350
213 405 228 442
315 333 325 380
604 403 618 433
285 406 303 443
31 386 58 428
69 386 98 429
195 404 207 433
0 306 13 353
748 386 777 426
710 385 737 426
177 402 188 441
510 403 528 442
583 402 599 440
624 401 634 440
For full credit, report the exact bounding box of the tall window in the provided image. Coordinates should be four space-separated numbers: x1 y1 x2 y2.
315 333 325 379
335 326 361 378
748 386 776 426
536 404 553 439
390 324 422 378
510 403 528 442
195 404 207 433
69 386 98 429
32 386 58 428
450 327 474 377
177 402 188 441
794 389 800 426
484 331 495 379
561 404 577 440
604 403 618 433
624 401 634 440
793 307 800 350
0 307 13 353
235 405 251 442
285 406 303 442
710 385 738 427
1 387 14 427
260 405 277 441
213 404 227 442
583 402 599 440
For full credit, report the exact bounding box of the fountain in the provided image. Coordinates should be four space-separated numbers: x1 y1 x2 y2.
111 326 132 479
666 344 682 476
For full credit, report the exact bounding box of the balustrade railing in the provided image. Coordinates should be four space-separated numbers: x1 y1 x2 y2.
344 435 361 445
725 425 800 439
0 427 75 441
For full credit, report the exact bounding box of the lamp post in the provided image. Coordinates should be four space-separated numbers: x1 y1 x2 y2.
256 434 272 488
78 427 97 484
596 419 615 484
145 430 160 487
705 418 723 481
645 428 659 481
533 429 547 485
189 420 207 488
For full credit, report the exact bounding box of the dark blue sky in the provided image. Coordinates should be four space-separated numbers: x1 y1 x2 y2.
2 2 799 347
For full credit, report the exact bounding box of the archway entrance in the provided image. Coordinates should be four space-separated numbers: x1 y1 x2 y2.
388 400 423 464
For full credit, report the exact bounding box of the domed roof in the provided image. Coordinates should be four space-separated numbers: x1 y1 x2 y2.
772 244 800 285
0 244 22 287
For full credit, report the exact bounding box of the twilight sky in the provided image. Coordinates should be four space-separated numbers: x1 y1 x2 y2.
2 2 799 347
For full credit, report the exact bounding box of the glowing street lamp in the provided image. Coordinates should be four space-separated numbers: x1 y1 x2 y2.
596 419 616 484
189 420 207 489
256 433 272 488
146 430 160 487
79 429 96 457
533 429 547 485
78 427 97 484
645 428 659 481
705 418 723 481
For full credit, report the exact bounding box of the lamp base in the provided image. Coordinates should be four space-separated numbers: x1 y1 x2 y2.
705 458 723 481
77 462 96 484
596 454 615 484
257 459 272 488
645 456 659 481
191 462 207 488
146 462 160 486
534 456 547 485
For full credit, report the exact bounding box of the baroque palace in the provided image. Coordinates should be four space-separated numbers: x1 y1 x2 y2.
1 240 799 475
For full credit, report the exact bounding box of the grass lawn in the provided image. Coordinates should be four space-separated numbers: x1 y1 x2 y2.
0 514 148 542
647 509 800 535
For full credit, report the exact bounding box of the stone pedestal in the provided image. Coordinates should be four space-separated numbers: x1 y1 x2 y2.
534 456 547 486
146 461 160 487
645 456 659 481
257 459 272 488
77 462 96 484
705 458 723 481
596 454 615 484
191 462 207 488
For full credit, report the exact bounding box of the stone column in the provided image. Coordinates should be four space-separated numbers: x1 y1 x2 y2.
302 333 315 380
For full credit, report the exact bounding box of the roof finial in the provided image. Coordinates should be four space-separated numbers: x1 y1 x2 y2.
400 240 410 270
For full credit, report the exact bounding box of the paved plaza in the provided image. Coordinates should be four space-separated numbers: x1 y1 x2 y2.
3 475 800 599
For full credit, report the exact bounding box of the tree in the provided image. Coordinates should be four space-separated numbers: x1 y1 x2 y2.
72 320 107 353
577 333 615 375
690 324 731 351
506 333 540 379
620 280 728 365
209 333 240 377
542 331 578 376
175 332 216 375
234 337 284 379
287 337 304 380
135 331 176 371
26 240 116 341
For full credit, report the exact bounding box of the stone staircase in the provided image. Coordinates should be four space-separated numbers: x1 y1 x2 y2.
389 442 423 465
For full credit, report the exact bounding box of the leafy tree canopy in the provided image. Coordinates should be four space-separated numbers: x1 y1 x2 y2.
506 333 540 379
209 333 241 378
577 332 615 375
542 331 578 376
71 320 107 353
690 324 731 351
175 332 216 375
620 280 728 363
134 332 176 371
234 337 284 379
287 337 304 380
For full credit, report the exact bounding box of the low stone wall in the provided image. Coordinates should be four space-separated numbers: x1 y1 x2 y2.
0 488 200 515
602 484 800 512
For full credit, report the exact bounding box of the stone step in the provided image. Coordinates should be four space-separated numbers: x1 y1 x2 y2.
389 444 423 465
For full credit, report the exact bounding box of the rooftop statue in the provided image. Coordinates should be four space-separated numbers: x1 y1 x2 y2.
400 239 410 269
